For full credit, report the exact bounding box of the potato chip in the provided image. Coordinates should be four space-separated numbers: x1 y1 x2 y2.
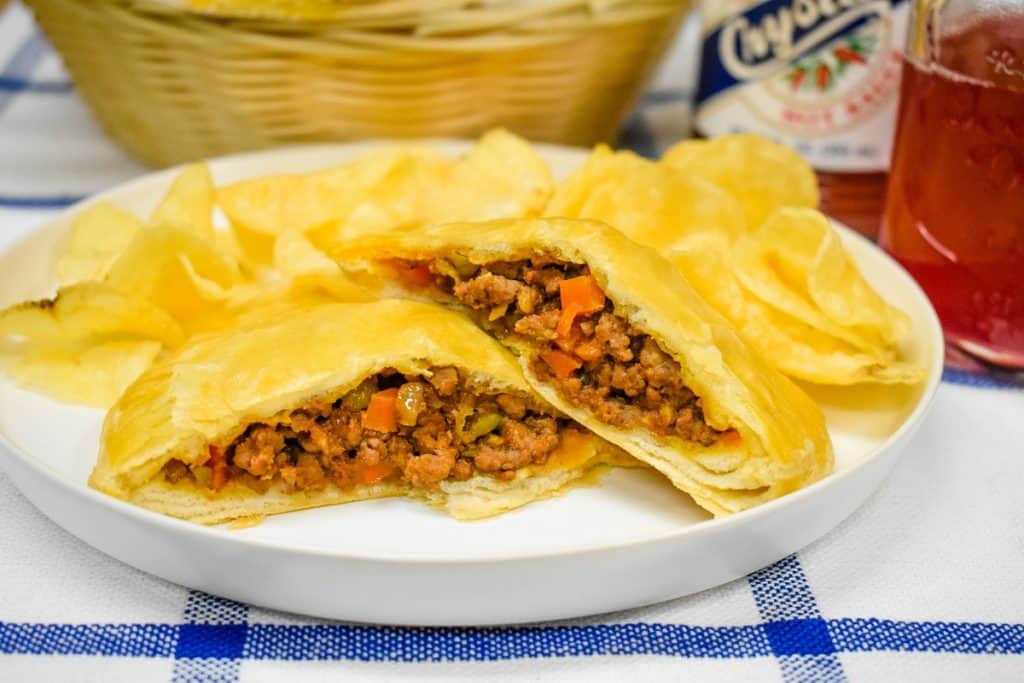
182 229 376 338
544 144 614 218
171 255 335 339
664 233 747 321
177 280 275 338
9 340 162 408
661 134 819 229
733 229 877 351
218 148 411 262
440 128 552 222
743 302 925 385
151 163 217 242
104 225 241 322
807 215 911 347
0 282 184 348
732 208 909 351
223 131 552 258
273 228 337 277
56 202 143 287
273 228 377 302
214 226 264 280
547 145 747 247
330 149 455 240
176 254 234 303
339 129 551 240
667 241 924 385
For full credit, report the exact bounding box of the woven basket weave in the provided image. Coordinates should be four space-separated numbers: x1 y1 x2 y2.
25 0 688 167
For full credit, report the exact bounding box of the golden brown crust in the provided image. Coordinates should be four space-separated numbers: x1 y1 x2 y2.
89 300 625 522
329 218 834 515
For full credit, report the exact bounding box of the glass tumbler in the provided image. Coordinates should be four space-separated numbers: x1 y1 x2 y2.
880 0 1024 371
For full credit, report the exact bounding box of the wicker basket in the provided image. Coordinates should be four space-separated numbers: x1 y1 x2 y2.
25 0 689 167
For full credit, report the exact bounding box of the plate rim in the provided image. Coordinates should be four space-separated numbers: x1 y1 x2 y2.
0 139 946 565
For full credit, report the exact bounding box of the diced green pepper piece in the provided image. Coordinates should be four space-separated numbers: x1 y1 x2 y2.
449 254 480 278
343 378 375 411
467 412 503 441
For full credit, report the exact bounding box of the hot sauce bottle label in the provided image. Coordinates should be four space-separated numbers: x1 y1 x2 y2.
696 0 909 172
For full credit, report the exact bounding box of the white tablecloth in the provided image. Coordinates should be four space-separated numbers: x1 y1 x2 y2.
1 2 1022 681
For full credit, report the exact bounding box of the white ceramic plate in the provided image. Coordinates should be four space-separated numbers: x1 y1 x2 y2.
0 141 943 626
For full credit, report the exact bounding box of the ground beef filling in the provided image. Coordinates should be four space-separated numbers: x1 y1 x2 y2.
423 256 724 445
161 367 566 493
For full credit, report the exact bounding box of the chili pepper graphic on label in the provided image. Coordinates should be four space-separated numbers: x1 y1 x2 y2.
790 68 807 90
816 63 831 90
835 46 867 64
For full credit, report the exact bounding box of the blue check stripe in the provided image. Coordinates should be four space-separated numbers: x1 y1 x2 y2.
942 367 1022 391
244 623 771 661
0 75 72 93
2 617 1022 660
0 27 83 211
172 592 247 683
1 34 48 82
0 623 177 656
749 555 847 681
0 33 54 115
830 618 1024 655
0 193 85 209
6 559 1006 675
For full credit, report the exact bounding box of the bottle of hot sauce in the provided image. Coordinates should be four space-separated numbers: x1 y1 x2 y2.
694 0 909 238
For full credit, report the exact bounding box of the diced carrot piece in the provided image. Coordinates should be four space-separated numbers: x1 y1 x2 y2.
209 445 228 492
556 302 582 338
389 260 433 288
573 339 604 362
554 326 580 354
554 327 602 361
359 463 393 485
540 348 582 379
559 275 606 315
363 388 399 432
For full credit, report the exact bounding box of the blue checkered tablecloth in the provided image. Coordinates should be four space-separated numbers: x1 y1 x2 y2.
1 2 1023 681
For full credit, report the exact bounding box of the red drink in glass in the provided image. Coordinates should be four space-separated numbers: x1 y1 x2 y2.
881 13 1024 369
